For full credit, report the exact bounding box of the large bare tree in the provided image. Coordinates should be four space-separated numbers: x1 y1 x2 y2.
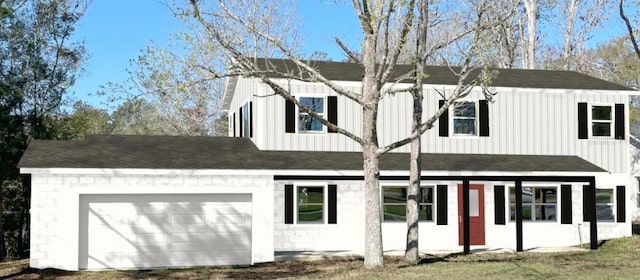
185 0 499 267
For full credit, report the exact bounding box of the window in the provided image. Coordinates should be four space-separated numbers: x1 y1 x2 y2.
298 97 324 132
596 189 615 221
510 187 557 222
452 101 477 136
297 186 324 223
591 105 612 137
383 186 433 222
241 102 251 137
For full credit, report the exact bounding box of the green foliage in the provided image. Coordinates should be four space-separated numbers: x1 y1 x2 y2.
0 0 87 259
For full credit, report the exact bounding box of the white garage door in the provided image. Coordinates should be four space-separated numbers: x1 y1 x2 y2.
79 194 252 270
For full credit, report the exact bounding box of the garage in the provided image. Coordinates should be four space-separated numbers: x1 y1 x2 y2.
78 193 252 270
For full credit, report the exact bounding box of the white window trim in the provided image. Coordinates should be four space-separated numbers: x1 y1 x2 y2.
296 95 326 134
588 103 614 138
294 183 327 224
509 185 559 223
450 99 479 137
380 183 435 223
596 188 616 222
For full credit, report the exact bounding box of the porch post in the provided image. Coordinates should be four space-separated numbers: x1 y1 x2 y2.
589 177 598 250
463 179 470 254
515 180 523 252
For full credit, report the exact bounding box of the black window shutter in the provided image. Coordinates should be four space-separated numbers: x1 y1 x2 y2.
284 184 294 224
438 100 449 137
583 185 594 222
328 96 338 133
328 184 337 224
578 103 588 139
285 97 295 133
494 185 505 225
232 113 236 137
561 184 573 224
479 100 490 137
615 104 625 140
249 101 253 138
616 185 626 223
239 106 244 137
436 185 448 225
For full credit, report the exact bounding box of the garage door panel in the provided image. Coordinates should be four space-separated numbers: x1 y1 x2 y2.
80 194 252 270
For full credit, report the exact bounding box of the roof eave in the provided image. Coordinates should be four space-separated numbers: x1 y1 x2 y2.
221 76 239 111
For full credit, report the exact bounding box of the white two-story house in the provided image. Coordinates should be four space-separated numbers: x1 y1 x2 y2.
19 58 638 270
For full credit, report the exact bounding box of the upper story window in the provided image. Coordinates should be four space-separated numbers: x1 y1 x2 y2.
578 102 624 140
298 97 324 133
591 105 612 137
382 186 434 222
509 186 557 222
438 99 489 137
285 96 338 134
240 101 252 137
452 101 477 136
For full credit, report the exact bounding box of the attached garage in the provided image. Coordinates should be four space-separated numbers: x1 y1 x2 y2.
78 193 252 270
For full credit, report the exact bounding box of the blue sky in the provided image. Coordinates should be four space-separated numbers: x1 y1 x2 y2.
70 0 360 108
70 1 633 109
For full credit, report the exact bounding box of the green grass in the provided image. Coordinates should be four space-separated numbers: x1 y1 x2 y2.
3 236 640 279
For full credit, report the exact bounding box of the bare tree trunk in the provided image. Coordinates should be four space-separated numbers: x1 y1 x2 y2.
563 0 579 70
362 28 384 267
522 0 537 69
404 0 428 265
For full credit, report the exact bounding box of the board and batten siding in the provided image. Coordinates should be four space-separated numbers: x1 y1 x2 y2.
236 78 630 174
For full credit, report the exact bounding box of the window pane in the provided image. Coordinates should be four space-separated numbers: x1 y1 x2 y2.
299 115 323 132
510 205 533 221
384 187 406 203
419 204 433 221
535 205 556 221
453 119 476 135
299 97 324 113
419 187 433 203
522 188 533 203
592 106 611 120
384 205 406 221
596 205 614 221
298 187 323 223
469 189 479 217
596 189 613 204
454 102 475 117
535 188 557 203
242 103 250 137
592 122 611 136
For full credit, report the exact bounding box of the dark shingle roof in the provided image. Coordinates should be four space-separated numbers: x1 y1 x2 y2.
254 58 633 91
18 135 606 173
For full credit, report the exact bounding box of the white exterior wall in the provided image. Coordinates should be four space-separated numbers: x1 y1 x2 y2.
274 175 631 252
235 78 631 174
27 168 274 270
629 139 640 221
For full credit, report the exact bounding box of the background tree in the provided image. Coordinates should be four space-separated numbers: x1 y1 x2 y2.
0 0 87 259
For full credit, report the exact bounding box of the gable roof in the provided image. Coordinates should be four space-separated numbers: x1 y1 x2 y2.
19 135 606 173
253 58 632 91
222 58 634 110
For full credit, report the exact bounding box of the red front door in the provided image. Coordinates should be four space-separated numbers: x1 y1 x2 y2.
458 184 485 245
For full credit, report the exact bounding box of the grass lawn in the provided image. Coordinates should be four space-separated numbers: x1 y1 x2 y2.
2 235 640 279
